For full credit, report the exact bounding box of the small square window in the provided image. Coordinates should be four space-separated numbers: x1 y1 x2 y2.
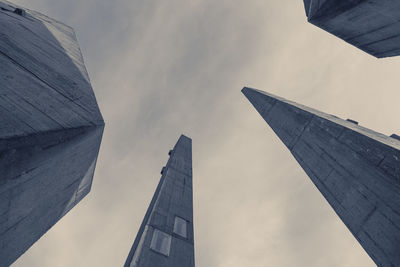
150 229 171 256
173 216 187 238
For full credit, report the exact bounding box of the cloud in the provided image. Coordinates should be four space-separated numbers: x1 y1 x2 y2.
11 0 399 266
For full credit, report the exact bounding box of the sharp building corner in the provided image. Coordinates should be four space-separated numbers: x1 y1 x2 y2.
242 87 400 267
124 135 195 267
0 1 104 266
303 0 400 58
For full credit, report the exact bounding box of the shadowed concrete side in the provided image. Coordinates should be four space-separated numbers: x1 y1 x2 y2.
124 135 195 267
0 1 104 265
242 87 400 267
0 125 103 266
303 0 400 58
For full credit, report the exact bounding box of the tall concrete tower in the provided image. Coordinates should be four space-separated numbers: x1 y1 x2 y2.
0 1 104 266
303 0 400 58
242 87 400 267
124 135 195 267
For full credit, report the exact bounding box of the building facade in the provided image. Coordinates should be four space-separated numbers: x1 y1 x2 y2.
0 1 104 265
124 135 195 267
243 87 400 267
303 0 400 58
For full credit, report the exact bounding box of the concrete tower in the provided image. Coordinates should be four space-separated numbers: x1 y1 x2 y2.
303 0 400 58
124 135 195 267
0 1 104 266
242 87 400 267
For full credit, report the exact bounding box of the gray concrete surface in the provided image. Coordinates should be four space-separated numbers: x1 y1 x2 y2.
0 1 104 266
243 87 400 267
124 135 195 267
303 0 400 58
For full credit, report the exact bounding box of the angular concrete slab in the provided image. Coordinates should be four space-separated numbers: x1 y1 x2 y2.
303 0 400 58
242 87 400 267
0 1 104 266
124 135 195 267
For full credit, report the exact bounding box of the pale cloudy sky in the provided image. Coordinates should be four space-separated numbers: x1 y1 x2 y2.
10 0 400 266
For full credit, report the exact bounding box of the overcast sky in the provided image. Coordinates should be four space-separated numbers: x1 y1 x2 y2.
10 0 400 266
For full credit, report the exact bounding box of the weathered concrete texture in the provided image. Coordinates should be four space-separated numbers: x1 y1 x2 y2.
303 0 400 58
124 135 195 267
0 1 104 266
242 87 400 267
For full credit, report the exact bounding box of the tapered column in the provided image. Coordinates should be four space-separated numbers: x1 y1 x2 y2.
124 135 195 267
243 87 400 267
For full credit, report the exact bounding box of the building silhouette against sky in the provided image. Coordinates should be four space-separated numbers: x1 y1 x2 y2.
303 0 400 58
124 135 195 267
0 1 104 266
243 87 400 267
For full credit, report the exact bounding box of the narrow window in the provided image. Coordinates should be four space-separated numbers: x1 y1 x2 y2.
173 216 187 238
13 8 25 16
150 229 171 256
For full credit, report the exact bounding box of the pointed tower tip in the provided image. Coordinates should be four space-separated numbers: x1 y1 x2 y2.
241 87 275 99
179 134 192 141
241 87 264 102
241 86 256 95
241 87 280 118
175 134 192 150
180 134 191 139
